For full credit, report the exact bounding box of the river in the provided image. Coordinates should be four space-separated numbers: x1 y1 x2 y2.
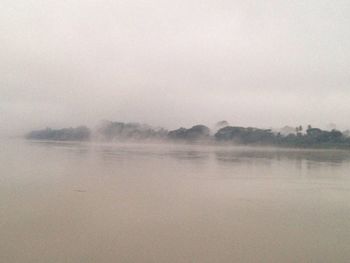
1 139 350 262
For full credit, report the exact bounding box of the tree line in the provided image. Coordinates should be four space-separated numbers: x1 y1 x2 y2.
26 121 350 149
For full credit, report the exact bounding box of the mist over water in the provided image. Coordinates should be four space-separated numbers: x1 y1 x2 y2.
1 139 350 263
2 1 350 262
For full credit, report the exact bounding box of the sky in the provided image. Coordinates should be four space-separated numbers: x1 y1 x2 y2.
1 0 350 135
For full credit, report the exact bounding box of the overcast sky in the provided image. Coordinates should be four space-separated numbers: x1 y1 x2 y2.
1 0 350 135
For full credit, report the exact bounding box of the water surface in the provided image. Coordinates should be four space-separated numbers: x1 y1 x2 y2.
1 140 350 262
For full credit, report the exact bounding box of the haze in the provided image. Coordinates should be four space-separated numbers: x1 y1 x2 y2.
1 0 350 136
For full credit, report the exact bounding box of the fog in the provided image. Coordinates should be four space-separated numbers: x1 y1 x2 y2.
1 0 350 136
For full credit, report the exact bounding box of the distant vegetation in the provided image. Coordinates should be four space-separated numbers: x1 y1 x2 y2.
26 126 91 141
26 122 350 149
215 126 275 144
168 125 210 141
215 125 350 148
96 121 168 141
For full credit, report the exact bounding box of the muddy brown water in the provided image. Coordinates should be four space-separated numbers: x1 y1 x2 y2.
1 140 350 262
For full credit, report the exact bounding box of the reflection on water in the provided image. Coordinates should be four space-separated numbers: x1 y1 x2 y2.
1 140 350 263
216 148 350 164
30 140 350 165
26 140 350 165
